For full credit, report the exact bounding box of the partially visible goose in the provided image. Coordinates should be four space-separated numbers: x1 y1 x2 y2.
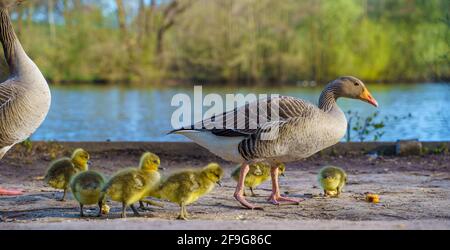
0 1 51 195
170 76 378 209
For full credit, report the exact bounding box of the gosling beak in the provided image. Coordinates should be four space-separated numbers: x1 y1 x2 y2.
217 180 222 187
281 173 285 177
360 87 379 107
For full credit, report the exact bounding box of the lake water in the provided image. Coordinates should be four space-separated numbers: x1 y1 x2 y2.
31 83 450 142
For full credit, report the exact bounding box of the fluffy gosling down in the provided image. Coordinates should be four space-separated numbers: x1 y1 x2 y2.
155 163 224 220
70 170 109 217
231 162 285 197
102 152 161 218
318 166 347 197
44 148 90 201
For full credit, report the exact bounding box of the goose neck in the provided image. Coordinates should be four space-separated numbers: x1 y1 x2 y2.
0 8 25 75
318 85 340 112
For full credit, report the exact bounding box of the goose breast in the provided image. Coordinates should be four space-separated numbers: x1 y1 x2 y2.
0 78 51 147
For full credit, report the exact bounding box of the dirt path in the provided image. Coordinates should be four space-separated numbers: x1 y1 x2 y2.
0 142 449 230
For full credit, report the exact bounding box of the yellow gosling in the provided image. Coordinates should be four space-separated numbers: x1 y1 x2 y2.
102 152 161 218
318 166 347 197
155 163 224 220
44 148 90 201
70 170 108 217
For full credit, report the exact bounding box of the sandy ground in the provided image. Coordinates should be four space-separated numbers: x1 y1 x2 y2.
0 142 449 230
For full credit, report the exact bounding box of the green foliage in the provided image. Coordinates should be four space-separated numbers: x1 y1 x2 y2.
21 138 33 152
346 111 412 142
5 0 449 84
433 143 449 154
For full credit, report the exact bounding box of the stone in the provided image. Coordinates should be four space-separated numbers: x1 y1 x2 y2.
395 140 422 156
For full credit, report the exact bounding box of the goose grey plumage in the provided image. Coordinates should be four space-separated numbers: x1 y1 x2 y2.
171 76 378 209
0 1 51 195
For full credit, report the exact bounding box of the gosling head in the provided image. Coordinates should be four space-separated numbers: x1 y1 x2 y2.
139 152 160 172
330 76 378 107
202 163 224 186
318 166 346 190
71 148 90 171
277 163 286 177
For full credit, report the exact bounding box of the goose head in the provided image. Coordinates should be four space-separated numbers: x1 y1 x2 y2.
332 76 378 107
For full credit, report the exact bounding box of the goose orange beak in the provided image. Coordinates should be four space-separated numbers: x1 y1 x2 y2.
360 87 378 107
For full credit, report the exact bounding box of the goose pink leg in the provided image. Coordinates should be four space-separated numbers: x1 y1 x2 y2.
268 166 303 205
0 187 23 196
234 162 263 210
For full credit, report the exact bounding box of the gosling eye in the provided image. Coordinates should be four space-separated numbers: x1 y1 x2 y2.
354 82 360 86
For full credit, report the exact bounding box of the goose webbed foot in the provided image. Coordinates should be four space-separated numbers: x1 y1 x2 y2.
268 165 304 205
234 162 264 210
267 194 304 205
0 187 23 196
234 192 263 210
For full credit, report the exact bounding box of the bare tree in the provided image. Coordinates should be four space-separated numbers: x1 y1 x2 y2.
16 5 24 38
115 0 127 37
26 0 34 27
48 0 56 41
145 0 156 36
156 0 195 57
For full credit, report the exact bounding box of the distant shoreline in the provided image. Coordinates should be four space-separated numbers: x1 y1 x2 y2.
45 78 450 87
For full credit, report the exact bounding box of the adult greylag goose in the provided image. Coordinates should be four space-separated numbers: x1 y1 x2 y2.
170 76 378 209
0 0 51 195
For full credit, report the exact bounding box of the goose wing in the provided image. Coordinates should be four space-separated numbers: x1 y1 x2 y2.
170 96 319 162
171 96 316 137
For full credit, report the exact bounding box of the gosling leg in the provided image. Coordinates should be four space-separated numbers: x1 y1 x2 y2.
250 187 257 197
79 204 84 217
183 205 189 218
59 189 67 202
177 203 188 220
121 203 127 218
138 201 150 211
97 201 103 217
130 204 140 217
